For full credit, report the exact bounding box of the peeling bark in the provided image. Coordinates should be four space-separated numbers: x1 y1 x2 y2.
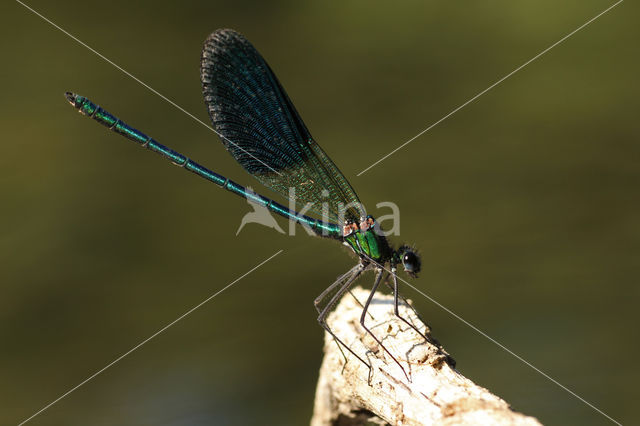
311 287 542 426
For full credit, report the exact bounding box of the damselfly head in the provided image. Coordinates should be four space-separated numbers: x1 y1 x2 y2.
397 245 421 278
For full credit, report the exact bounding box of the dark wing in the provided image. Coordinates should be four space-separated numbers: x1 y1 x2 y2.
200 28 364 223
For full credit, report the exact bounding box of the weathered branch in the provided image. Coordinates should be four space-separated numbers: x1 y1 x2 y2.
311 287 542 426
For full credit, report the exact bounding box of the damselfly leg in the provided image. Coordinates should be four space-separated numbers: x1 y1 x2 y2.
387 269 456 367
390 269 434 344
360 268 410 381
315 264 371 376
314 264 361 364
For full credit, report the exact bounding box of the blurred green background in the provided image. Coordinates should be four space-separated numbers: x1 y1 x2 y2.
2 1 637 425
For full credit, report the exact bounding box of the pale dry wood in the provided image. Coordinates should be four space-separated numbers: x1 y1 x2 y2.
311 287 542 426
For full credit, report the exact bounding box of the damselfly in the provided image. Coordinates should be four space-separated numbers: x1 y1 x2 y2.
66 28 430 379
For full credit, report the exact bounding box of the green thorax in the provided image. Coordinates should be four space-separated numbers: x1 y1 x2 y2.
343 226 391 262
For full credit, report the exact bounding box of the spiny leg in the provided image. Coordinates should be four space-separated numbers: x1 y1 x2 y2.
360 268 410 382
369 256 421 326
348 289 375 321
319 266 372 319
314 264 361 312
390 268 435 344
314 264 362 364
387 269 455 366
316 264 372 375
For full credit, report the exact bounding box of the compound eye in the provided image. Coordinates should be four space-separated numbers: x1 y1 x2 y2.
402 251 418 272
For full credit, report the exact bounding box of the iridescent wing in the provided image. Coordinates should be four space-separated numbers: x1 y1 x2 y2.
200 28 364 223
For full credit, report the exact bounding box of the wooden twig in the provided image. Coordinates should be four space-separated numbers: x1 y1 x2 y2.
311 286 542 426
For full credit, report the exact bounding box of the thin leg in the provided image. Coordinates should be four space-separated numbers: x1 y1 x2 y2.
348 289 375 321
360 269 410 381
391 270 434 344
314 264 361 311
314 265 361 365
316 264 371 373
388 270 456 367
364 254 422 327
